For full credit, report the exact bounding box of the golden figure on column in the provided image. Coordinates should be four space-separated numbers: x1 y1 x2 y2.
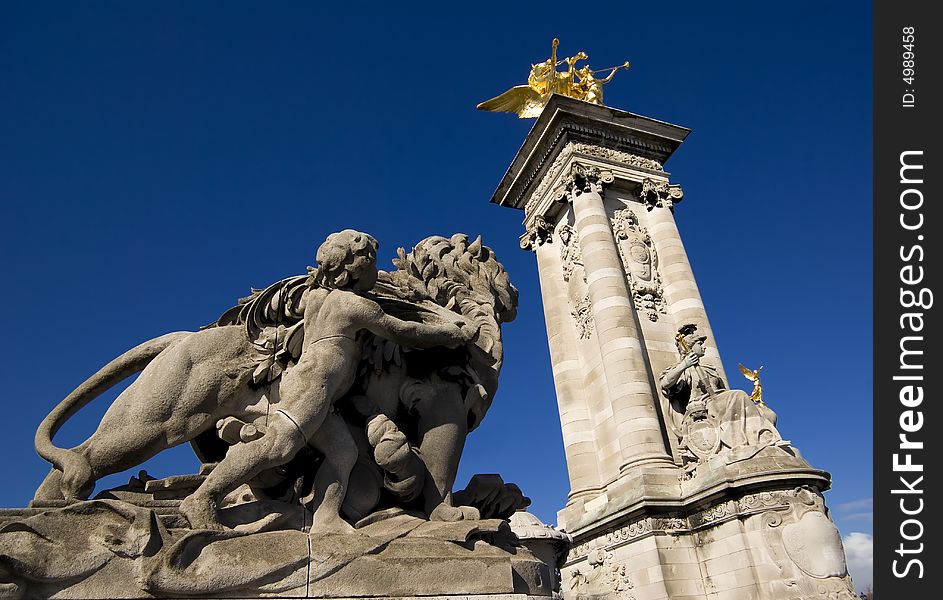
477 39 629 118
738 363 765 404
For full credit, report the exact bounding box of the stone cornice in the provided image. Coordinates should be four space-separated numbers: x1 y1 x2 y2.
490 96 689 212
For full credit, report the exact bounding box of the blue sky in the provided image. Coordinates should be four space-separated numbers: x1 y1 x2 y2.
0 1 872 580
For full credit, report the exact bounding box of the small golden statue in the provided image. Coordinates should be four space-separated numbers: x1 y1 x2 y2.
737 363 764 404
477 38 630 118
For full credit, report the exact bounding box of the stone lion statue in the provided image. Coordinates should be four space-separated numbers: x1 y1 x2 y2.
32 231 518 530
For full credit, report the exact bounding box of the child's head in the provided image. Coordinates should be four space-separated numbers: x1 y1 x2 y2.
310 229 379 291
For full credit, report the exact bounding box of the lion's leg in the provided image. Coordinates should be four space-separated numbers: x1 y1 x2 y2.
69 340 230 498
412 383 474 521
33 468 65 502
306 412 357 534
180 411 306 530
33 424 166 502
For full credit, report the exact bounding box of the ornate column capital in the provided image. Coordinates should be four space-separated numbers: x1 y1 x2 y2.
519 215 554 251
520 160 615 252
562 162 615 198
639 178 684 211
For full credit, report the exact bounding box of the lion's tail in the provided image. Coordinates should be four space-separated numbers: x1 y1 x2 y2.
34 332 194 482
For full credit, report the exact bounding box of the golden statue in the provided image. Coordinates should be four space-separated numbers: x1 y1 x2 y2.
737 363 765 404
477 39 630 118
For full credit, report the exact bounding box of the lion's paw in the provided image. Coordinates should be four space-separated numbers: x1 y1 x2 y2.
180 495 226 532
430 502 480 522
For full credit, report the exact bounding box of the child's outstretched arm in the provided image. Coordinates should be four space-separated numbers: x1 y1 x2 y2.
356 296 472 349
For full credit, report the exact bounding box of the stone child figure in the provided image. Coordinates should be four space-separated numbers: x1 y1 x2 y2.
659 324 781 457
180 230 472 531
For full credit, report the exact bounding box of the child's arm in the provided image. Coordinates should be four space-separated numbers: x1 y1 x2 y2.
355 295 472 349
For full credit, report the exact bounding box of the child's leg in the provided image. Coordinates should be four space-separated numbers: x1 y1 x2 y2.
307 412 358 533
180 412 306 530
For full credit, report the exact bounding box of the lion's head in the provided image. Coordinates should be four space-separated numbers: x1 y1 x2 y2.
390 233 518 325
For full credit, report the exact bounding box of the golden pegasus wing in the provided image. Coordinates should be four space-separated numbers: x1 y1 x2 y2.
477 85 545 118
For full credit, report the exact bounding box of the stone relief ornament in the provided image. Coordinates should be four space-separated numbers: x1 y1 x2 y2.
558 223 584 284
570 143 664 172
639 177 684 211
611 208 667 321
0 231 559 599
558 223 595 339
759 487 859 599
525 143 576 215
523 143 662 216
569 549 636 600
572 294 595 340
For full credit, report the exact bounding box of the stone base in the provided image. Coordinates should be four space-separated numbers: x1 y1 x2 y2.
559 453 858 600
0 502 556 599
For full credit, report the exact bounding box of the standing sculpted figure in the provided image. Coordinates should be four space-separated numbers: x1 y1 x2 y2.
574 63 627 105
180 230 472 530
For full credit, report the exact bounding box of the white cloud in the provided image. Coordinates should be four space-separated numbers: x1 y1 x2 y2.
837 497 873 512
843 532 873 593
844 511 873 523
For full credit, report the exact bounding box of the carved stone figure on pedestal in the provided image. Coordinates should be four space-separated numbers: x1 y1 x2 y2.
659 324 791 472
0 231 557 599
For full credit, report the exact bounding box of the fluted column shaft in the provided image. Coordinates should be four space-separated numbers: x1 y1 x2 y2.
570 187 674 470
645 205 727 380
534 240 604 499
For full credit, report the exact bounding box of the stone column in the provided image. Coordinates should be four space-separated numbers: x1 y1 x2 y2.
643 186 726 380
531 236 604 500
567 165 674 471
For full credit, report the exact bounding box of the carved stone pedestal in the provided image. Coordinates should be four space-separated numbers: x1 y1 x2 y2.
0 495 560 599
491 96 857 600
560 457 855 600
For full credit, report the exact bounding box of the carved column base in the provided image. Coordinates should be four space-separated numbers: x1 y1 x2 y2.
561 458 857 600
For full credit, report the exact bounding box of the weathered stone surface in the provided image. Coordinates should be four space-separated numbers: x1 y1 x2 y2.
0 231 565 598
492 95 857 599
0 498 556 598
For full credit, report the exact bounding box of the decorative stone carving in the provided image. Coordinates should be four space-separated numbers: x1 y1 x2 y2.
569 549 636 600
525 143 577 215
557 224 594 339
558 223 584 284
563 487 855 598
678 397 721 461
659 324 796 474
611 208 666 321
521 215 554 250
2 231 556 599
509 511 572 598
689 499 741 529
0 499 550 598
759 487 859 599
572 294 594 340
570 142 664 172
639 177 684 211
569 516 684 560
523 143 662 216
564 163 614 197
452 474 531 520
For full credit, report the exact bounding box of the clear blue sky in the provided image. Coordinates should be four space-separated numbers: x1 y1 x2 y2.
0 0 871 543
